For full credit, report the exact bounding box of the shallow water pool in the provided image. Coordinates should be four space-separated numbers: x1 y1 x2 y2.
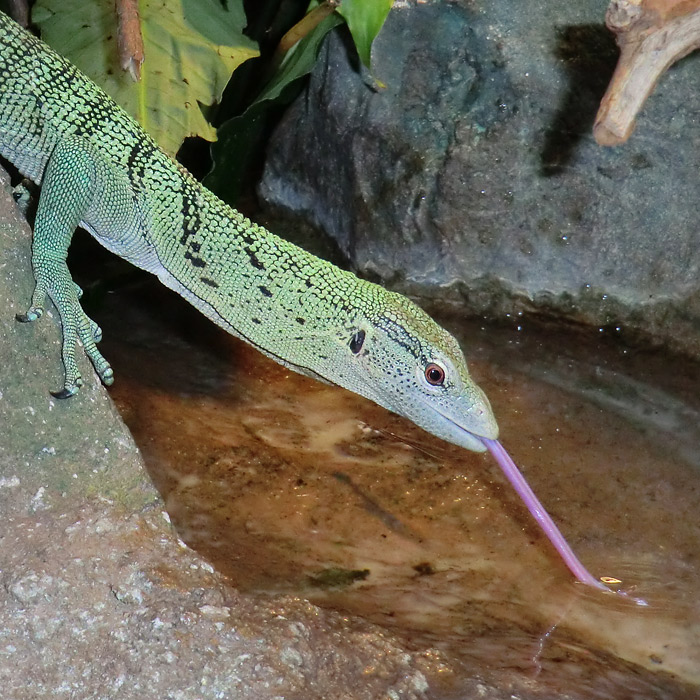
99 282 700 698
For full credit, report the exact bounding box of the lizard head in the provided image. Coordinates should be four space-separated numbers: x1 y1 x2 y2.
320 286 499 453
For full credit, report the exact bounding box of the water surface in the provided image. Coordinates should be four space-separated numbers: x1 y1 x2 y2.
99 282 700 698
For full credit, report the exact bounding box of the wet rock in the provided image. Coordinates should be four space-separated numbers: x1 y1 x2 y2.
259 0 700 356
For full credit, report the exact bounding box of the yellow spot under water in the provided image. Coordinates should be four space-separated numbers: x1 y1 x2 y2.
600 576 622 585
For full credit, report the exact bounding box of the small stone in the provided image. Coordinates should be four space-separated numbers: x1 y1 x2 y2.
279 647 304 668
199 605 230 619
8 573 54 605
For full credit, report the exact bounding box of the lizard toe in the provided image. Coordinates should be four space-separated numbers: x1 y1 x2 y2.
90 319 103 343
51 384 81 399
99 365 114 386
16 307 43 323
83 341 114 387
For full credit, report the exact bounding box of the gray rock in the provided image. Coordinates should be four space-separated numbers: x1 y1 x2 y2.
259 0 700 355
0 169 153 506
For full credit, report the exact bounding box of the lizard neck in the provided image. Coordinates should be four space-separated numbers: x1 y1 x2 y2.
150 185 370 380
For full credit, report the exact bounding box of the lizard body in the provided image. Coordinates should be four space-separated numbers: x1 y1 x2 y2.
0 12 627 596
0 11 498 452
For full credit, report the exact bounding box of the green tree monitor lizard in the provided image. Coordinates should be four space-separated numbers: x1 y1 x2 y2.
0 11 622 595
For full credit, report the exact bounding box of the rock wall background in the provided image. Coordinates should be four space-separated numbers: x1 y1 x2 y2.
258 0 700 354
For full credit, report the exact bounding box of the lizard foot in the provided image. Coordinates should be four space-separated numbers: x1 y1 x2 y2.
22 274 115 397
57 308 114 396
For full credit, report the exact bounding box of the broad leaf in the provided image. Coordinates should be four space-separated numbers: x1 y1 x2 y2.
33 0 259 155
205 12 343 203
338 0 393 69
252 12 343 109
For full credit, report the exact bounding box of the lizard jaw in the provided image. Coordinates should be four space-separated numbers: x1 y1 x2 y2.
416 400 498 453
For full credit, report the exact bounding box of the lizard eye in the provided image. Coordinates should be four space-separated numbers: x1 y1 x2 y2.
424 362 445 386
349 330 366 355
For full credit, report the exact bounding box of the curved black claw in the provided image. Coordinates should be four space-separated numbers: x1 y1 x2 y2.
50 376 82 399
50 386 80 399
12 180 35 215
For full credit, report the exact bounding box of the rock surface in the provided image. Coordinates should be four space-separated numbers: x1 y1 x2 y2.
259 0 700 356
0 169 479 700
0 499 441 699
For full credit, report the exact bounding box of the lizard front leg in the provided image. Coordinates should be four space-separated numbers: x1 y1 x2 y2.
16 136 122 398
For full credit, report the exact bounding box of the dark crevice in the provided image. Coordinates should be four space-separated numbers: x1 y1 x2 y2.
540 24 619 177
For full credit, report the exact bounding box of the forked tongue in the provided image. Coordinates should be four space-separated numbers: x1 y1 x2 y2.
481 438 647 604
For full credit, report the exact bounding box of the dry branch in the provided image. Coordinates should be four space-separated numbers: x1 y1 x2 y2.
116 0 144 82
594 0 700 146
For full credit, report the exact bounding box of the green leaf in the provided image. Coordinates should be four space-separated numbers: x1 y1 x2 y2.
203 100 273 204
33 0 259 155
252 11 344 108
338 0 393 69
205 11 343 203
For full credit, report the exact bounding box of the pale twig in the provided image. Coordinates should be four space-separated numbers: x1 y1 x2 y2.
595 0 700 146
116 0 144 82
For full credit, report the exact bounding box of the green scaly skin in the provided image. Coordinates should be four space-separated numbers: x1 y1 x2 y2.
0 12 498 452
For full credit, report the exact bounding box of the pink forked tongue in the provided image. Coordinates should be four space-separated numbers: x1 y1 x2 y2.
481 438 625 596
